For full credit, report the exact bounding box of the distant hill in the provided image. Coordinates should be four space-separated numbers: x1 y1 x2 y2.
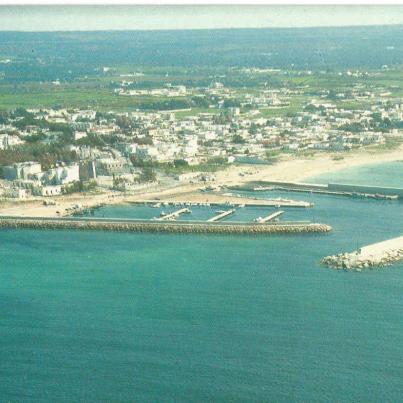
0 26 402 81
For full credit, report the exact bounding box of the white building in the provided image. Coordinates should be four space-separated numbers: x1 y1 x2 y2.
34 185 62 197
74 131 87 141
3 187 30 199
135 145 160 161
199 131 218 141
42 164 80 186
0 134 24 150
176 172 201 182
95 158 126 175
3 161 42 181
183 135 199 157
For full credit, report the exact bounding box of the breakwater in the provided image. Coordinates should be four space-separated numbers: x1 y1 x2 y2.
0 217 332 235
230 181 401 200
321 235 403 271
328 183 403 198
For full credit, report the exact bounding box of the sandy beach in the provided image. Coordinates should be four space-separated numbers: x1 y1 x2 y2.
212 145 403 185
1 145 402 217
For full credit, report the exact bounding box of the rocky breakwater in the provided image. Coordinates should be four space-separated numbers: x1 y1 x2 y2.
321 235 403 271
0 217 332 235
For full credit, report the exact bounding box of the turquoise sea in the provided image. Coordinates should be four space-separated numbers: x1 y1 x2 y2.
0 162 402 402
307 160 403 187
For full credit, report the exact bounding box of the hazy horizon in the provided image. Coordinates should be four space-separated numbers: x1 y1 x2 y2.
0 5 403 32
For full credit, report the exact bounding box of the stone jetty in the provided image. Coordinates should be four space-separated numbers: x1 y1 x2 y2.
321 235 403 271
0 217 332 235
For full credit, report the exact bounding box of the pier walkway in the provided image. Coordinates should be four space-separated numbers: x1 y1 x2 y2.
255 211 284 223
156 208 191 221
207 209 236 222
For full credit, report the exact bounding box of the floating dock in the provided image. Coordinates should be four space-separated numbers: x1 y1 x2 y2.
155 208 191 221
0 216 332 235
255 210 284 223
321 235 403 271
207 209 236 222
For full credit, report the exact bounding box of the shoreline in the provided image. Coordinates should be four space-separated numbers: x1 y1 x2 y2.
0 146 402 218
213 145 403 186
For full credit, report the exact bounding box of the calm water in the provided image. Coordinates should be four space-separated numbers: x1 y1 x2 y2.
307 160 403 187
1 163 402 402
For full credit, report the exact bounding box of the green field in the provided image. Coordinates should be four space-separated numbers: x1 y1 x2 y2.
1 65 403 112
0 87 194 112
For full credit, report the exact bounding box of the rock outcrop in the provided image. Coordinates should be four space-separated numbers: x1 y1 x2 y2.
321 236 403 271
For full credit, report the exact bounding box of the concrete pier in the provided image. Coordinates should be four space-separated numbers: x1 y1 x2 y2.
321 235 403 271
207 209 236 222
0 216 332 235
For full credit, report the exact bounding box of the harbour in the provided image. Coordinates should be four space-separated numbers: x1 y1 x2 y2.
1 158 402 403
1 7 403 402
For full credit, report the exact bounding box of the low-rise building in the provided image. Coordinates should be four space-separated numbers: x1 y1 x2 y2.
41 164 80 186
95 158 126 175
33 185 62 197
3 187 31 199
3 162 42 181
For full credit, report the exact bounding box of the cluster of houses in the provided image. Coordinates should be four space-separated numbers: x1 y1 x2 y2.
0 76 402 199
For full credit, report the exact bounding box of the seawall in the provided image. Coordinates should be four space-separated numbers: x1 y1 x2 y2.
0 217 332 235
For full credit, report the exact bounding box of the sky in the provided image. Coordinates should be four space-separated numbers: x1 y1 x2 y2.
0 5 402 31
